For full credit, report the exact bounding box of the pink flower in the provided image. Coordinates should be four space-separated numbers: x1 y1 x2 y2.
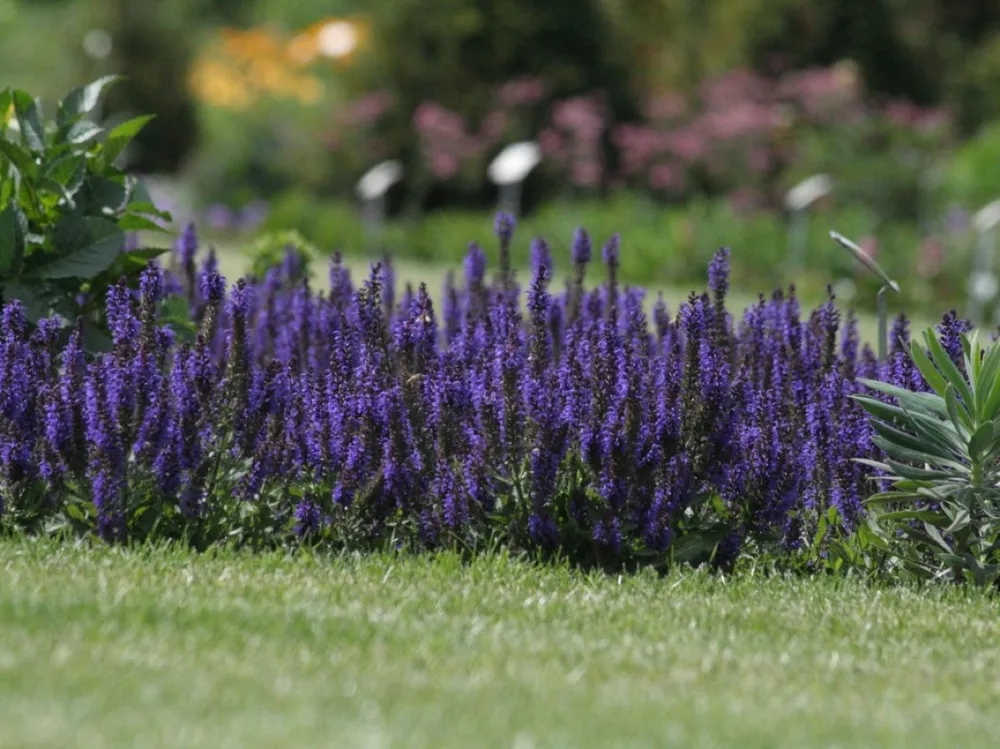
643 92 686 121
430 152 461 179
571 160 602 188
917 237 944 278
538 127 565 159
649 162 684 192
499 77 546 108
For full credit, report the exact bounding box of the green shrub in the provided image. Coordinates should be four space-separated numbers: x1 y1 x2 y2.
246 229 318 281
855 329 1000 586
0 76 170 351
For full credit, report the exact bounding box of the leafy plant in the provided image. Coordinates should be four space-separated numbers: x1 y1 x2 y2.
854 328 1000 586
246 229 317 281
0 76 171 350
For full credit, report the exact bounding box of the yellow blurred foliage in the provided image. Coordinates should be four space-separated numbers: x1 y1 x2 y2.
188 18 365 110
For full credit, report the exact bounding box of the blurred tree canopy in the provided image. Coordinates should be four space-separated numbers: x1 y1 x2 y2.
39 0 1000 177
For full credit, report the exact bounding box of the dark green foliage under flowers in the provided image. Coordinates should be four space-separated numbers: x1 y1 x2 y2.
855 328 1000 587
0 77 170 352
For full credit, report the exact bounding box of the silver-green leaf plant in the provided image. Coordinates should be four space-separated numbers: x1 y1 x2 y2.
854 328 1000 586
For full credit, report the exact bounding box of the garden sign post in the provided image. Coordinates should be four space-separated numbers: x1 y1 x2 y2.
488 141 542 218
830 230 900 362
356 160 404 255
968 199 1000 327
786 174 833 271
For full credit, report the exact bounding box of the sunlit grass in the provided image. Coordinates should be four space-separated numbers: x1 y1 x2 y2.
2 538 999 749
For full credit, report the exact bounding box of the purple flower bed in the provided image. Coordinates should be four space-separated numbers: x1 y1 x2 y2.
0 217 965 568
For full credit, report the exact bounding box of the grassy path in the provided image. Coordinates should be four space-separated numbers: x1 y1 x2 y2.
2 540 999 749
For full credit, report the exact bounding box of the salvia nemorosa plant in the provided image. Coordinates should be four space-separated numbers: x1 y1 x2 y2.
0 216 967 571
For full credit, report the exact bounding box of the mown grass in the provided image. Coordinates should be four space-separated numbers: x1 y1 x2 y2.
2 539 999 749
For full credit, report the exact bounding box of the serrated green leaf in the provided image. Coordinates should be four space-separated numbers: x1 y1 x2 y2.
103 114 156 166
0 138 37 176
36 177 78 208
12 90 45 152
57 75 121 126
91 248 166 288
923 328 976 419
0 280 49 323
117 214 170 232
36 215 124 279
78 176 127 215
0 198 27 276
63 119 103 145
43 152 86 196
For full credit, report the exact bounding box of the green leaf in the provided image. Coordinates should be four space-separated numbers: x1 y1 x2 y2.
856 378 949 418
872 435 967 472
43 153 86 193
976 338 1000 419
879 509 946 524
0 89 11 128
883 459 956 482
63 119 103 145
78 177 127 215
968 422 996 461
902 405 967 457
868 417 942 458
0 138 37 177
908 341 948 396
923 522 955 554
91 247 167 287
0 198 27 276
36 177 78 208
945 384 974 436
36 216 124 279
863 491 925 506
923 328 976 419
82 325 113 355
853 394 913 428
0 280 49 323
103 114 156 166
12 90 45 152
117 214 171 232
57 75 121 126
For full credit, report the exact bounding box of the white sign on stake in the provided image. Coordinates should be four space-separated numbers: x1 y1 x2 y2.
786 174 833 271
488 141 542 216
357 160 404 254
968 198 1000 325
356 160 404 202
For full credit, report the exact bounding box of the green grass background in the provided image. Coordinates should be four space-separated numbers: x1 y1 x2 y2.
2 539 999 749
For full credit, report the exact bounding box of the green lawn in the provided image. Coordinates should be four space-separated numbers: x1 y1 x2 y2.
2 540 999 749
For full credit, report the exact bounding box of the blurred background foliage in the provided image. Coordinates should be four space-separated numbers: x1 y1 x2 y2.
5 0 1000 315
